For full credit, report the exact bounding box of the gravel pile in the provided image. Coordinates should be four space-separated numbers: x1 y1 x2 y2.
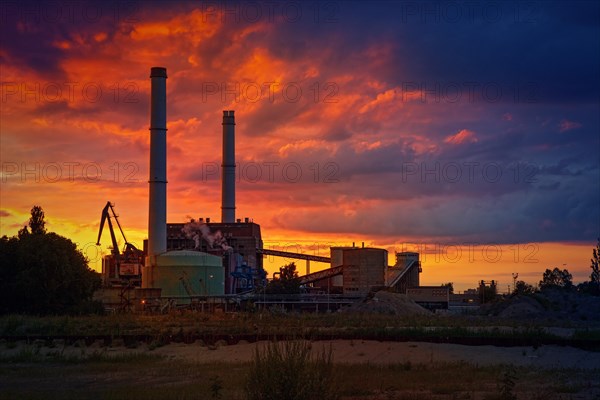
483 290 600 321
342 291 431 316
497 295 545 318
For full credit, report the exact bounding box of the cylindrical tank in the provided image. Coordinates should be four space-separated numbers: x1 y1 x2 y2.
153 250 224 298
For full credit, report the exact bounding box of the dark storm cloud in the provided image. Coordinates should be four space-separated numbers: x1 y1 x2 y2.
1 1 132 77
2 0 597 245
319 1 600 104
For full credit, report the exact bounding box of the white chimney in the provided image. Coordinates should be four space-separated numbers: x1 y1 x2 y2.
144 66 167 288
221 110 236 223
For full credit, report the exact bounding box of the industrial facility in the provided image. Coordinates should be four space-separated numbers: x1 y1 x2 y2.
94 67 427 312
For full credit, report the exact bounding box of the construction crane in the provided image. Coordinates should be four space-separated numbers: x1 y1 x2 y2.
97 202 142 284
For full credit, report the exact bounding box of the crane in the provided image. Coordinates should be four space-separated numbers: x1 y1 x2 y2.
97 201 142 281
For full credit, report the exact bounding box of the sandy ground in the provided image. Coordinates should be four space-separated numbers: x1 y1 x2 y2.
3 340 599 369
144 340 600 369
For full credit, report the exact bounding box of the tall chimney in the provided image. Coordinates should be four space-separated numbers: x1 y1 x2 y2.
144 66 168 288
221 110 236 223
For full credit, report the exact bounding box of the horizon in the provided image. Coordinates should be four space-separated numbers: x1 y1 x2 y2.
1 1 599 292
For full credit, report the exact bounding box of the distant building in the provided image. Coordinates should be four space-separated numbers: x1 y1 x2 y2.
406 286 450 310
332 246 387 294
143 220 264 294
387 252 421 293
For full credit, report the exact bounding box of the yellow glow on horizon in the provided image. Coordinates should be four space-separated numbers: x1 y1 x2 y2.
2 208 593 295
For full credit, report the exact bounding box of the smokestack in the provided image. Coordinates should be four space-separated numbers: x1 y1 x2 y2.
144 66 168 288
221 110 236 223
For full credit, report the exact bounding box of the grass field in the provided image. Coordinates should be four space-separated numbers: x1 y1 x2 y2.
1 351 597 400
1 312 599 399
1 311 599 339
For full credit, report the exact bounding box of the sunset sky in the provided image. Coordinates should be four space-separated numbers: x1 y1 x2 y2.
1 1 599 292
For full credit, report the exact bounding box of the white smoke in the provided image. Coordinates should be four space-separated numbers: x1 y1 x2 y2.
181 220 203 249
182 219 233 252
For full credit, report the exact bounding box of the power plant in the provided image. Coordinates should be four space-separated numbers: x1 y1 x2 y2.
95 67 424 312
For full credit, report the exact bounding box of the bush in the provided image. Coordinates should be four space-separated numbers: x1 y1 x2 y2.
245 340 337 400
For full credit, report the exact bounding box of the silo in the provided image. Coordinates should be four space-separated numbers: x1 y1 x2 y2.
153 250 224 297
335 247 387 294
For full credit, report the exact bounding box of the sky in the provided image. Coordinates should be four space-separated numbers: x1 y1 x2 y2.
1 1 599 292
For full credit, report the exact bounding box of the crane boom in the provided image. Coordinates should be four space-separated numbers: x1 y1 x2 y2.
97 202 121 261
97 201 142 281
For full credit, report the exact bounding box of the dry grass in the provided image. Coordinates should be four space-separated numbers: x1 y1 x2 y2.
245 340 337 400
1 355 599 400
2 312 598 341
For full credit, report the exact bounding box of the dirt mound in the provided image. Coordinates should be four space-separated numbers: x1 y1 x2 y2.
497 295 545 318
342 291 431 316
540 289 600 321
482 291 600 321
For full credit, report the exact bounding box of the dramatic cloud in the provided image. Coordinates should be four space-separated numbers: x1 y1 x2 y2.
1 1 598 286
444 129 478 145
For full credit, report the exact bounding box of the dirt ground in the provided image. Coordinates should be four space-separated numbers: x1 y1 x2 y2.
151 340 600 368
2 340 600 400
4 339 597 369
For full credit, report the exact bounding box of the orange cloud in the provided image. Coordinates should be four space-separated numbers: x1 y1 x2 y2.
444 129 478 145
2 2 595 287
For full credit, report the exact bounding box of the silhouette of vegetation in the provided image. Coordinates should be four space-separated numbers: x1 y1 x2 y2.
29 205 46 234
513 280 536 295
0 206 101 315
539 268 573 290
497 366 518 400
245 341 337 400
210 375 223 399
265 262 302 294
578 239 600 295
441 282 454 294
589 238 600 295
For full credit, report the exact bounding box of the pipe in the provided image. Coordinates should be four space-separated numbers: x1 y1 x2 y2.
221 110 236 223
144 66 168 288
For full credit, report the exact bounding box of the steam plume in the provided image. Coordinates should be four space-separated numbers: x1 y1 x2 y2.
182 219 232 252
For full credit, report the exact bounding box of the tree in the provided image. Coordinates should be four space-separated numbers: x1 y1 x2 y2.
590 238 600 294
29 205 46 234
539 267 572 290
513 280 536 295
266 263 302 294
441 282 454 294
0 206 101 315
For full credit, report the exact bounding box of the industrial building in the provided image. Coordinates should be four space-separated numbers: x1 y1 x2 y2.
406 286 450 311
146 220 265 294
300 248 421 296
95 66 430 311
387 252 421 292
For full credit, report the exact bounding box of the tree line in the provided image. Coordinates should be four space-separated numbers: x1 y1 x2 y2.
442 239 600 299
1 206 598 314
0 206 101 315
512 238 600 296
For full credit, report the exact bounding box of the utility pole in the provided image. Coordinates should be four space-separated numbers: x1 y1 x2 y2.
512 273 519 293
